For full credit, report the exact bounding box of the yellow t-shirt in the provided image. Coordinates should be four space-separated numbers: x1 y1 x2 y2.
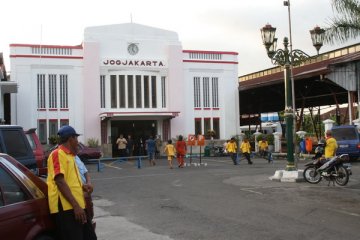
47 145 85 214
325 137 338 158
164 144 176 156
226 141 237 153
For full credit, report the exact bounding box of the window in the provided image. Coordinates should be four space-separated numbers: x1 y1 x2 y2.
128 75 134 108
110 75 117 108
151 76 157 108
212 77 219 108
204 118 211 138
2 130 30 158
100 75 106 108
49 120 58 138
37 74 46 108
136 75 142 108
213 118 220 139
60 74 68 108
38 120 47 144
144 76 150 108
119 75 126 108
161 76 166 108
203 77 210 108
194 77 201 108
0 166 29 205
48 74 57 108
60 119 69 127
195 118 202 135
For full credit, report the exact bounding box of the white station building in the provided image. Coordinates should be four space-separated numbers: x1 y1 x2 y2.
9 23 239 152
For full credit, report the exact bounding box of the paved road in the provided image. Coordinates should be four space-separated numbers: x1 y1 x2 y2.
88 156 360 240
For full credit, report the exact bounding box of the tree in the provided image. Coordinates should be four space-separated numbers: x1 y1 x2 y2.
324 0 360 44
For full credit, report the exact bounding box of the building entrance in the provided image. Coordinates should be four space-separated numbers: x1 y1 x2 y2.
111 120 157 156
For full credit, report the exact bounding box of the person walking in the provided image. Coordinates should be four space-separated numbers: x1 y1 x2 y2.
240 138 253 164
146 136 156 166
164 139 176 169
47 125 92 240
127 135 134 157
258 136 269 161
116 134 127 157
226 137 238 165
176 135 187 167
325 130 338 158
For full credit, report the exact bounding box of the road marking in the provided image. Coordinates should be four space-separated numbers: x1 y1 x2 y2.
104 163 122 170
331 209 360 217
239 188 263 195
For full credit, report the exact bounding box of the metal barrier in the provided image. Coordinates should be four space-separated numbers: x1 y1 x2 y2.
87 155 148 172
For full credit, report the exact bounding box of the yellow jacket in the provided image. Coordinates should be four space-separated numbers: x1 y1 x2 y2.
164 144 176 156
226 141 237 153
259 140 268 150
240 141 251 153
325 137 337 158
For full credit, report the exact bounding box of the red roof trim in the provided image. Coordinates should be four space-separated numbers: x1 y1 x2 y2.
183 50 238 55
10 55 83 60
10 43 83 49
183 60 238 64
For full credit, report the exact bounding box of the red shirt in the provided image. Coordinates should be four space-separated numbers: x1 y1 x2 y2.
176 140 187 155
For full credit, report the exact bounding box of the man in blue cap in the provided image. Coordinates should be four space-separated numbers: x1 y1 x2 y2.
47 125 96 240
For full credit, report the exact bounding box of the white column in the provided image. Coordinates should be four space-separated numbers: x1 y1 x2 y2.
323 119 335 136
253 131 262 152
273 132 282 153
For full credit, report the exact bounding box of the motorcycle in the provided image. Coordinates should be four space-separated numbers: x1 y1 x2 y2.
303 154 351 186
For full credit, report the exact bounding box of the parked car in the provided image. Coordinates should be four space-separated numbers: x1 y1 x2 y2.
45 142 102 163
332 125 360 160
25 128 47 176
0 125 37 172
0 153 56 240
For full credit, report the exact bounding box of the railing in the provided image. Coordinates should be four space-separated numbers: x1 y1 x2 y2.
87 156 148 172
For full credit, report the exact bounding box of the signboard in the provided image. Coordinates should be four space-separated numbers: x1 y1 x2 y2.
197 134 205 146
187 134 196 146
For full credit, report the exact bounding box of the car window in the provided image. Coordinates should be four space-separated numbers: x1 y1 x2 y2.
0 166 30 206
25 134 36 150
332 128 358 141
2 130 30 158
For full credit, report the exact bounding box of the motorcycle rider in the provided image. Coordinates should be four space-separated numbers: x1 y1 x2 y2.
325 130 338 159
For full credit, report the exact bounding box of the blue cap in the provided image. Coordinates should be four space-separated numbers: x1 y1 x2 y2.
58 125 80 138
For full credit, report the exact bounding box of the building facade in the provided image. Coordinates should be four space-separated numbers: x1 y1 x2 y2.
9 23 239 151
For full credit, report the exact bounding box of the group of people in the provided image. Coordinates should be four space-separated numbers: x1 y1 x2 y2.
115 134 162 159
225 137 254 165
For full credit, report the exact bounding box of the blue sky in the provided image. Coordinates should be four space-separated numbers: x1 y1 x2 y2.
2 0 358 75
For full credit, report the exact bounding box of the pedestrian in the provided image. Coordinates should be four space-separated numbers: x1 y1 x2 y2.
240 138 253 164
176 135 187 167
164 139 176 169
116 134 127 157
226 137 238 165
155 135 162 158
127 135 134 157
146 136 156 166
258 136 269 161
74 155 97 239
47 125 93 240
325 130 338 158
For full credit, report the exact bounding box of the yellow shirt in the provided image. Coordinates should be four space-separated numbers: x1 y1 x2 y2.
164 144 176 156
226 141 237 153
240 141 251 153
325 137 338 158
259 140 268 150
47 145 85 214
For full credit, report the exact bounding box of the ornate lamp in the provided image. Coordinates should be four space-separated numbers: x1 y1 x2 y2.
310 26 326 55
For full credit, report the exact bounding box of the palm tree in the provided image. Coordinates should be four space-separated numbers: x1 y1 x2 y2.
324 0 360 44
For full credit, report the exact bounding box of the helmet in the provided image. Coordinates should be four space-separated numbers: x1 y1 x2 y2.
318 139 326 146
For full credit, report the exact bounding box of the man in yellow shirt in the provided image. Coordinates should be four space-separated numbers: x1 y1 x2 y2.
258 137 268 159
47 125 89 240
226 137 238 165
240 138 253 165
325 130 338 158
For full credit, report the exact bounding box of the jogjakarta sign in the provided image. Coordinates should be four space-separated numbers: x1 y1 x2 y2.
102 59 166 68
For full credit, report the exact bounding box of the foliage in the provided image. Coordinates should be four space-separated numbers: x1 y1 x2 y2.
206 129 216 137
266 134 274 145
87 138 99 147
48 135 59 145
324 0 360 44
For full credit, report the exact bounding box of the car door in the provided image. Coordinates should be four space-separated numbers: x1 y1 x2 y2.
0 161 46 240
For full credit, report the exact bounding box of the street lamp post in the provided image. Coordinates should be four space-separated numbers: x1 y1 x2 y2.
260 24 325 171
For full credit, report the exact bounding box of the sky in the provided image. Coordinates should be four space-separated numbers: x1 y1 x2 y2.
1 0 359 76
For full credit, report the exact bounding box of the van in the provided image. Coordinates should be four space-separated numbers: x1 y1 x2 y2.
25 128 47 175
0 125 37 171
331 125 360 160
